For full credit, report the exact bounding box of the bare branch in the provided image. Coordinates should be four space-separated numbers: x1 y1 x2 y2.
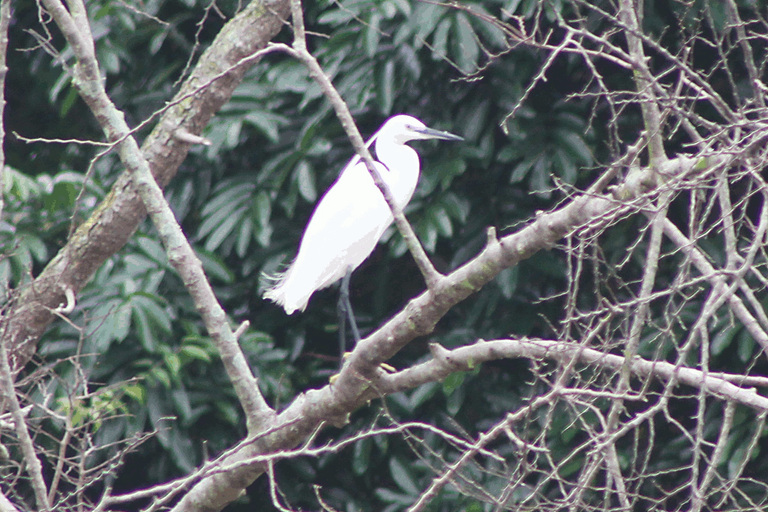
377 338 768 412
0 336 50 511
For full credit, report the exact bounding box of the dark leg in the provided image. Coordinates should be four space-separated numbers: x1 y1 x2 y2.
337 266 361 366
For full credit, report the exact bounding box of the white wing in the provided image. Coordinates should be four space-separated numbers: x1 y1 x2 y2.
264 160 393 313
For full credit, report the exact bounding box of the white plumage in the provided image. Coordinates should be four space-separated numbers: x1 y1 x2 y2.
263 115 462 314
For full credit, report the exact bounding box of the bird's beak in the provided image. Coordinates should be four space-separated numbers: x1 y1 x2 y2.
414 126 464 141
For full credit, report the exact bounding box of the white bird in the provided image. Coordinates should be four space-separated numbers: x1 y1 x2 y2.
263 114 462 314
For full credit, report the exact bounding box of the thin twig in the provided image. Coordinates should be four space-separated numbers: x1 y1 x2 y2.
0 0 10 224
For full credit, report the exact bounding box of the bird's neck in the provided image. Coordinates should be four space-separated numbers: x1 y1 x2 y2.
373 138 420 209
374 139 416 172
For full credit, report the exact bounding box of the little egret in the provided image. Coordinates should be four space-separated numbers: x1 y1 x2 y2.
263 115 462 319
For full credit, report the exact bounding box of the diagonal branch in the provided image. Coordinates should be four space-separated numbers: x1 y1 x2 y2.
617 0 666 166
0 332 50 511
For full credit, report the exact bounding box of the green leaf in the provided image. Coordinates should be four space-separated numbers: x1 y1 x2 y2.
397 44 421 80
472 5 508 47
555 148 577 184
390 0 411 17
200 182 253 219
738 329 754 362
148 368 172 389
132 293 172 334
149 27 169 55
215 400 241 426
162 350 182 381
442 371 465 395
131 300 155 352
243 111 286 143
352 438 372 476
446 379 465 415
389 457 419 496
255 189 271 221
112 302 132 343
510 156 536 183
408 381 439 410
379 59 395 115
454 13 479 74
318 9 354 25
60 86 79 117
374 488 414 506
496 266 519 299
4 167 40 201
531 156 551 192
711 325 736 356
430 204 452 237
137 235 167 265
195 249 234 283
226 118 243 149
17 233 47 263
440 192 470 223
88 298 123 351
556 129 593 165
413 2 447 43
236 215 254 257
180 344 212 363
0 260 9 299
122 384 146 404
198 190 251 238
204 205 248 252
295 160 317 202
432 18 451 60
365 12 381 58
417 220 438 252
306 136 332 157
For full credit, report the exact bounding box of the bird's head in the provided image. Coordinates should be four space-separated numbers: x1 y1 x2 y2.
379 115 464 145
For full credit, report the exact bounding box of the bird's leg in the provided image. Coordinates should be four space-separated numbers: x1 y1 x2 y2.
337 266 361 367
337 284 347 367
341 268 362 344
332 267 397 382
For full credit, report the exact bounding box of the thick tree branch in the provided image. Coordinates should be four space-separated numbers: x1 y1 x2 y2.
378 338 768 412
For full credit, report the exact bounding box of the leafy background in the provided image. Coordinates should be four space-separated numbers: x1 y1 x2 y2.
4 0 766 510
